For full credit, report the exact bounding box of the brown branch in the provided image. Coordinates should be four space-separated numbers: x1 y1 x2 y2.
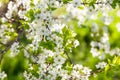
0 3 8 17
64 51 74 65
91 68 103 76
0 40 15 63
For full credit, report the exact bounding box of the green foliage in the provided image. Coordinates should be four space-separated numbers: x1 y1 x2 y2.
62 0 72 4
25 9 35 22
39 41 56 51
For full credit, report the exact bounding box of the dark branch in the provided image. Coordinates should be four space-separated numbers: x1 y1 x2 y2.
64 51 74 65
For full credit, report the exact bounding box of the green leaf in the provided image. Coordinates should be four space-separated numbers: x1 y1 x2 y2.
25 9 35 22
105 64 110 74
45 57 54 64
39 41 56 51
62 0 72 4
112 56 120 65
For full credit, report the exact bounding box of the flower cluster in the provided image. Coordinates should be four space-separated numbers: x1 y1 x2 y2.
0 71 7 80
0 0 120 80
23 49 91 80
96 62 107 69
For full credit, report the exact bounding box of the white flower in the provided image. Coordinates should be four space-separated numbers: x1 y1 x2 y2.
33 0 38 5
72 0 82 7
117 10 120 17
73 64 83 70
24 49 30 58
8 1 14 10
1 17 8 23
0 71 7 80
90 48 100 57
71 64 91 80
18 10 26 19
54 55 66 65
91 23 98 33
28 64 33 70
23 71 37 80
100 33 109 43
90 41 98 47
116 23 120 32
5 12 12 19
66 4 74 13
110 48 120 56
50 23 65 33
83 67 91 75
40 12 52 21
0 2 2 7
9 42 20 57
104 16 113 25
74 40 79 48
102 0 107 3
71 70 81 79
60 70 70 80
96 62 107 69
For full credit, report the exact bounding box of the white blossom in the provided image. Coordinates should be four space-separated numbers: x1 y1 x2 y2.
117 10 120 17
74 40 79 48
0 0 118 80
0 2 2 7
9 42 20 57
50 23 65 33
54 55 66 65
96 62 107 69
0 71 7 80
116 23 120 32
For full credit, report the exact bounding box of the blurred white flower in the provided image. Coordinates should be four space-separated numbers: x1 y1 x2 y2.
90 48 100 57
74 40 79 48
96 62 107 69
116 23 120 32
54 55 66 65
9 42 20 57
50 23 65 33
117 10 120 17
91 23 98 33
0 2 2 7
72 0 82 7
0 71 7 80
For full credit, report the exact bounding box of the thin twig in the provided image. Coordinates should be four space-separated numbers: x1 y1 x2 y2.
0 40 15 63
91 69 103 76
64 51 74 65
